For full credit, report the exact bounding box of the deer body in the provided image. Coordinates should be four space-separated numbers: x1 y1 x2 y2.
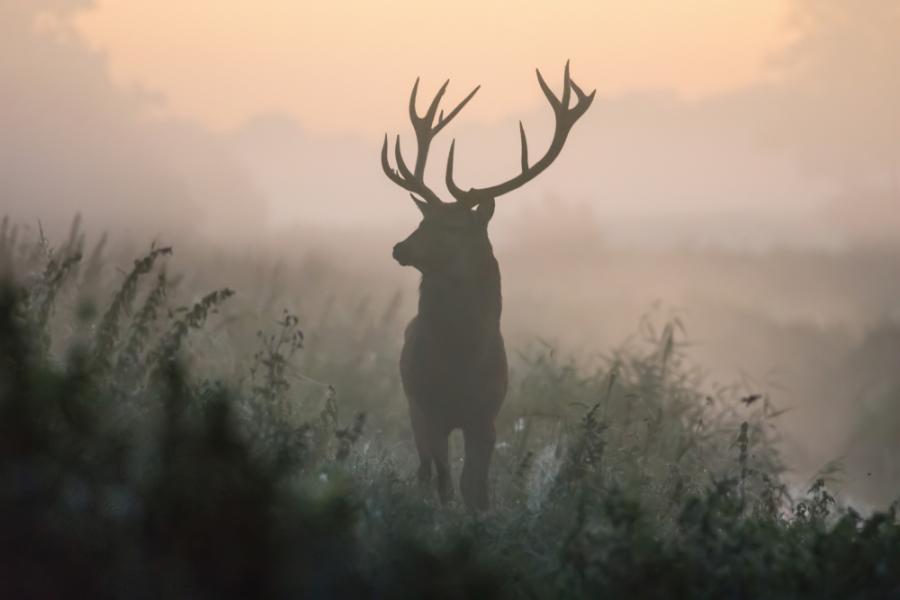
382 63 593 509
399 230 507 507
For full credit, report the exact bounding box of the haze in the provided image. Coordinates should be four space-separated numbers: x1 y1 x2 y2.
5 0 898 245
2 0 900 504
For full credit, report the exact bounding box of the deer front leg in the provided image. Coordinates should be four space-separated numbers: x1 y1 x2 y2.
461 421 496 510
410 403 452 503
432 430 452 504
409 403 432 485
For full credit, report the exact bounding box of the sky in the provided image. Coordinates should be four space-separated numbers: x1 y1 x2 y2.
3 0 898 245
74 0 792 134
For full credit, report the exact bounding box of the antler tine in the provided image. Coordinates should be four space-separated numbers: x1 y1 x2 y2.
568 78 596 119
423 79 450 127
535 68 560 110
568 68 595 122
381 134 406 187
394 136 415 182
433 85 480 135
560 60 572 110
408 77 422 123
445 139 468 204
518 121 529 172
446 63 595 202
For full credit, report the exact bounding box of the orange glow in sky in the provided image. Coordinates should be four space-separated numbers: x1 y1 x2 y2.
75 0 791 135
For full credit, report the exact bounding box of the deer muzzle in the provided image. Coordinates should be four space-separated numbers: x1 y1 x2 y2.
393 242 412 266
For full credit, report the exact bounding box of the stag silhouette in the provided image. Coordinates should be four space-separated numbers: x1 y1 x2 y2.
382 62 594 509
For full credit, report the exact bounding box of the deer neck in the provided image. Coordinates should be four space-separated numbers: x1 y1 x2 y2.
417 253 502 333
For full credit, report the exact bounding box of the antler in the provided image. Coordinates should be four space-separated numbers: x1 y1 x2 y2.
446 61 595 206
382 79 480 205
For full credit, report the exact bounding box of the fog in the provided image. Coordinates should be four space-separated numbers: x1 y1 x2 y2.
1 0 899 504
1 0 266 242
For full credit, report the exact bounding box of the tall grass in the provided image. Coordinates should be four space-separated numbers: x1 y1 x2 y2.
0 219 898 599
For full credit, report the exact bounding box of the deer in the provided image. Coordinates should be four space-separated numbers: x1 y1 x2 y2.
381 62 594 510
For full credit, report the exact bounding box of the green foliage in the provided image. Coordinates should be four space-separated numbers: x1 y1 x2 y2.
147 286 235 381
115 269 169 383
0 223 898 599
92 245 173 376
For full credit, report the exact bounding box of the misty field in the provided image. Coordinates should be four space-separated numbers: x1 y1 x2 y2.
0 217 898 599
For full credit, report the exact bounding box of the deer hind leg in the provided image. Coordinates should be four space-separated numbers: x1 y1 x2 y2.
409 403 432 485
432 431 452 504
461 421 497 510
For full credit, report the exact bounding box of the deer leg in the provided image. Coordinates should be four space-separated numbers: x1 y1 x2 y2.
409 403 432 485
461 421 496 510
433 431 452 504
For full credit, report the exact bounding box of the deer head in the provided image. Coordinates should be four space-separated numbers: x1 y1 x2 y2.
383 62 595 278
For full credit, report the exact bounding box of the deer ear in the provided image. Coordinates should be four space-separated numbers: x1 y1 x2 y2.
474 197 495 223
410 194 430 215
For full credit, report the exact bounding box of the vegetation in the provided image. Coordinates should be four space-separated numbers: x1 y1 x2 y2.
0 219 898 599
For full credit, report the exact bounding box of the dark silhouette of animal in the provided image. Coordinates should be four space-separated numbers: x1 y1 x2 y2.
381 62 594 509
